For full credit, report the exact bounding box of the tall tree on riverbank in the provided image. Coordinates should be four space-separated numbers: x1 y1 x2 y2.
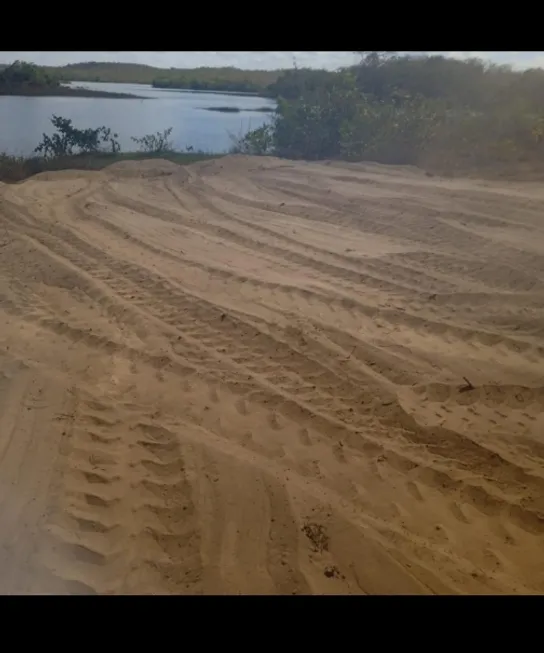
0 61 58 88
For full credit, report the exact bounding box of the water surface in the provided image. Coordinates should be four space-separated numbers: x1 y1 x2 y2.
0 82 275 156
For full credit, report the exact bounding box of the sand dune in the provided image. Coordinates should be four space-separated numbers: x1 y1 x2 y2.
0 155 543 594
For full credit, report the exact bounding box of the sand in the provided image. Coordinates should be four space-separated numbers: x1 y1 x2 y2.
0 155 543 594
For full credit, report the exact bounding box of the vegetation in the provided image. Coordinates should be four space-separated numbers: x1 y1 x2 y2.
204 106 274 113
206 106 242 113
131 128 174 153
233 52 544 176
42 62 162 84
2 59 282 97
0 60 144 98
35 115 121 158
152 68 279 94
265 68 338 100
0 60 58 89
40 62 281 95
0 115 215 182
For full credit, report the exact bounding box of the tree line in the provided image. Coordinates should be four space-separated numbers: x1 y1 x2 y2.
39 62 281 94
0 60 59 89
235 52 544 175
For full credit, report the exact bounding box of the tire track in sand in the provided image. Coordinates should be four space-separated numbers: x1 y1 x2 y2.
1 156 544 594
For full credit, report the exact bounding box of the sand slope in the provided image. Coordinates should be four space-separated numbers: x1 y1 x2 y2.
1 155 543 594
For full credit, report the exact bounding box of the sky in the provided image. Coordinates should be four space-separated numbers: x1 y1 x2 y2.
2 51 544 71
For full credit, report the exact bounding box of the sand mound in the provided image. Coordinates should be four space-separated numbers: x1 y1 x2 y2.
104 158 184 179
29 169 104 183
1 155 543 594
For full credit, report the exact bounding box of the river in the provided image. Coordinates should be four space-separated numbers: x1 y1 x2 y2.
0 82 276 157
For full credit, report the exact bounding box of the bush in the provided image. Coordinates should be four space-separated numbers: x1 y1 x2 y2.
339 96 445 164
35 115 121 158
230 124 275 155
131 127 173 154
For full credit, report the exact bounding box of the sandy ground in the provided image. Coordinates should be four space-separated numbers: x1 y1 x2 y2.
0 155 543 595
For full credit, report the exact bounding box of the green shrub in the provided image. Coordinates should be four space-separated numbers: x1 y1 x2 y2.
131 127 174 153
35 115 121 158
230 124 275 155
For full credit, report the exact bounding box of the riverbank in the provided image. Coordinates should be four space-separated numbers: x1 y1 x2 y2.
39 62 281 95
0 84 146 99
0 151 218 183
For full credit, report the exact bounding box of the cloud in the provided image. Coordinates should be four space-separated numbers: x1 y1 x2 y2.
0 51 360 70
1 51 544 71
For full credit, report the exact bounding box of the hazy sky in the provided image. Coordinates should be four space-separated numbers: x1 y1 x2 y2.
2 51 544 71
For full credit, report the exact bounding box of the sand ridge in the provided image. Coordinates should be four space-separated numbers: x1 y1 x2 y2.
0 154 543 594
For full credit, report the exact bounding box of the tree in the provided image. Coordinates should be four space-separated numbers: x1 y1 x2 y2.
356 52 398 67
0 60 58 87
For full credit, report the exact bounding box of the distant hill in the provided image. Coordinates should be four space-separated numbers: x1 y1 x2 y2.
42 62 283 95
44 62 160 84
0 60 143 98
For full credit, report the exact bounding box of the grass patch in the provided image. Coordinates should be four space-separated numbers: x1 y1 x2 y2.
204 105 275 113
205 106 242 113
0 151 221 183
